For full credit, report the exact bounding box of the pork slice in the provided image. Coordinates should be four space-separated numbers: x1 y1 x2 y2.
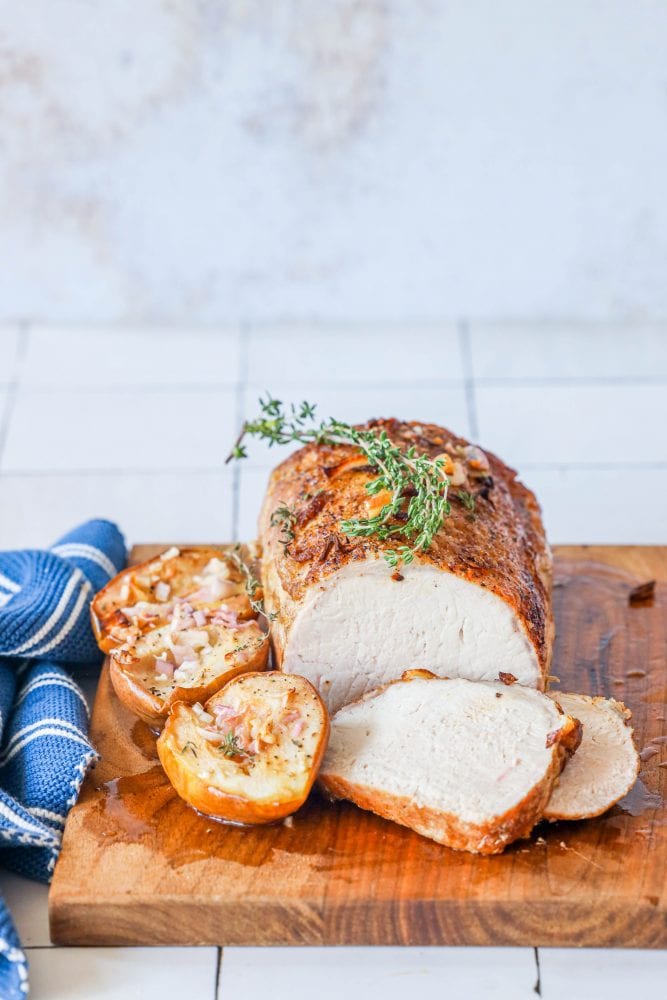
544 692 640 821
319 675 581 854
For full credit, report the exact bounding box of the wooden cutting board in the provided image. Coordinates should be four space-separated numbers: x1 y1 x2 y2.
49 545 666 948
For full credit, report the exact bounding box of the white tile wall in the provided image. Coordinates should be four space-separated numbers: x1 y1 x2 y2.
2 6 667 325
0 471 235 550
522 467 667 544
219 947 537 1000
23 328 242 389
0 328 21 384
0 387 9 436
2 388 239 472
0 872 50 947
0 324 665 1000
237 466 271 541
538 949 667 1000
469 325 667 380
26 947 217 1000
246 327 465 385
475 383 667 468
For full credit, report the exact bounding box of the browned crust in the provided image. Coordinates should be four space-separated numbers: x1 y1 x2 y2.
259 419 553 684
320 713 581 855
157 673 330 824
108 636 270 728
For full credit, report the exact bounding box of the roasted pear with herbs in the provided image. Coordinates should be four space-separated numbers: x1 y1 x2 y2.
92 545 263 652
157 672 329 824
93 546 270 727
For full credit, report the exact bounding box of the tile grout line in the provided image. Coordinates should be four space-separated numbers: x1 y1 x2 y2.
13 381 246 395
458 319 479 440
214 946 223 999
0 324 29 471
231 327 250 543
533 946 542 996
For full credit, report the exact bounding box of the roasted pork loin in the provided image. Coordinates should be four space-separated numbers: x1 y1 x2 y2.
260 419 553 712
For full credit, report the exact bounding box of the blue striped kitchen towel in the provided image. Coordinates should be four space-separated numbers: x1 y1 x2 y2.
0 519 126 999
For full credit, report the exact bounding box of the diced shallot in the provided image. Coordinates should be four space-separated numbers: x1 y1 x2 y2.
214 704 242 722
170 642 198 667
183 629 209 650
201 728 224 742
282 710 301 725
154 581 171 602
193 609 208 627
154 657 174 681
196 578 238 602
173 660 199 685
120 601 166 621
192 703 214 724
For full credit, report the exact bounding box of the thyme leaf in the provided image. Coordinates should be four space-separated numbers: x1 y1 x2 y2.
455 490 476 512
270 502 297 549
219 732 256 760
228 544 277 622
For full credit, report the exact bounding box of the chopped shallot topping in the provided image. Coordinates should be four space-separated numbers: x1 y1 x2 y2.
449 461 466 487
173 660 199 685
154 581 171 602
120 600 168 622
213 704 242 722
188 578 238 603
170 642 198 667
154 657 174 681
196 699 304 757
192 703 213 724
200 557 231 580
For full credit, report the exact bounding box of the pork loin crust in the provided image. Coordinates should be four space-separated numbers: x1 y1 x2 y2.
260 420 553 710
323 764 559 855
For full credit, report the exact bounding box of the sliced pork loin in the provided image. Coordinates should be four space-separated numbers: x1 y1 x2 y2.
260 419 553 713
544 693 639 821
319 673 581 854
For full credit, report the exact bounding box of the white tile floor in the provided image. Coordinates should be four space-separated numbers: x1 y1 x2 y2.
0 323 666 999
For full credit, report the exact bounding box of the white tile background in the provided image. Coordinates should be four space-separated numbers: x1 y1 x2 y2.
0 323 666 998
2 3 667 326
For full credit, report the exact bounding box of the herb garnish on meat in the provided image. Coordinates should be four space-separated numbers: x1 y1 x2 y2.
270 502 297 549
227 395 459 568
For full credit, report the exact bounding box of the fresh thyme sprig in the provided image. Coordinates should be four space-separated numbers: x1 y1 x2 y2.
227 395 454 568
228 544 277 622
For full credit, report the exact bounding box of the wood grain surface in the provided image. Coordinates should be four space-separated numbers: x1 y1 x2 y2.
49 545 666 948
